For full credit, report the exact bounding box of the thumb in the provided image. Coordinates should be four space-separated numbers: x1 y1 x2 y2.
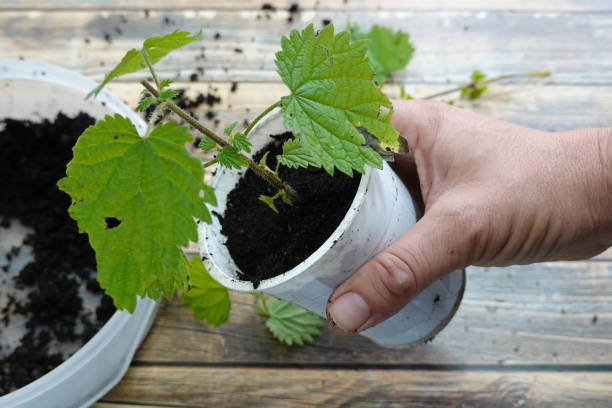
326 208 467 332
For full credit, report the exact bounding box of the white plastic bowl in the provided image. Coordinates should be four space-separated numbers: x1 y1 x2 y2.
200 109 465 348
0 60 158 408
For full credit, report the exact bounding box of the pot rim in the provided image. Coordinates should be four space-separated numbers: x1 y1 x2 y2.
203 108 377 292
0 59 155 403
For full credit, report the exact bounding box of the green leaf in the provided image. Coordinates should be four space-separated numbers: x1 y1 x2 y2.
460 70 488 100
198 136 216 151
259 151 271 171
259 194 279 213
183 256 230 326
159 79 174 89
159 89 179 100
471 70 486 82
277 138 319 169
58 115 213 311
202 184 218 206
275 24 397 176
217 146 248 169
88 30 201 98
136 97 155 112
351 24 414 84
228 133 252 153
223 121 238 136
258 299 325 346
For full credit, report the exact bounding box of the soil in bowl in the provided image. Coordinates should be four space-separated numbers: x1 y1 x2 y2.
0 112 115 395
221 132 361 287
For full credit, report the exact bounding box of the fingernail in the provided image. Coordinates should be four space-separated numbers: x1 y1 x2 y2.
328 292 371 332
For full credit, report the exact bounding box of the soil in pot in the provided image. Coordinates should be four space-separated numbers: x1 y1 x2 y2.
0 112 115 395
221 132 361 286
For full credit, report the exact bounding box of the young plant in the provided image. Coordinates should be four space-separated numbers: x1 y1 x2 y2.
58 24 549 346
58 25 403 345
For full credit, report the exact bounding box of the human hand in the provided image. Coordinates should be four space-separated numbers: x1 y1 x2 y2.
327 99 612 333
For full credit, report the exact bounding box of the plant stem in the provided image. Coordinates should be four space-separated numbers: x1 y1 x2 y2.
145 102 166 136
203 159 218 168
421 71 551 100
243 101 281 137
141 51 161 90
140 80 298 201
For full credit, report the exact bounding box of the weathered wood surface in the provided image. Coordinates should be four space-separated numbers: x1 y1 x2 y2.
2 0 611 406
4 0 612 11
133 262 612 366
1 10 612 84
106 82 612 134
95 367 612 408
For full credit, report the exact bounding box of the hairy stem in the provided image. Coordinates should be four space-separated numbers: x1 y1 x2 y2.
421 71 551 100
145 102 166 136
140 80 298 201
243 101 281 137
141 51 161 90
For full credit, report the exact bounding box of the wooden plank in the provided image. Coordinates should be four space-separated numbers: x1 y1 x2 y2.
93 404 164 408
100 366 612 407
105 81 612 134
3 0 612 12
1 10 612 84
134 262 612 365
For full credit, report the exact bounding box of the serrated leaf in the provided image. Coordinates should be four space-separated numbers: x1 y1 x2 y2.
351 24 414 84
258 299 325 346
275 24 397 176
202 184 218 206
228 133 252 153
159 89 178 100
88 30 201 98
198 136 216 151
277 138 320 169
159 79 174 89
136 97 155 112
217 146 248 169
460 70 488 100
183 256 230 326
224 121 238 136
58 115 213 311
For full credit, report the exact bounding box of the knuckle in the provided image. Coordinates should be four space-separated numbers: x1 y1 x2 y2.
369 251 421 301
414 100 445 144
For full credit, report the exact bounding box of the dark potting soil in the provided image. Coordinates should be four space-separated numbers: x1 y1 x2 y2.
221 133 361 286
0 112 115 395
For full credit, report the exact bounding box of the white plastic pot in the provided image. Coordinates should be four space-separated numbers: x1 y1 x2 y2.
200 109 465 348
0 60 158 408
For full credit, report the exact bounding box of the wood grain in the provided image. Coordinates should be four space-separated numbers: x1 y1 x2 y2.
93 404 164 408
99 366 612 408
106 82 612 135
1 10 612 84
4 0 612 11
133 262 612 366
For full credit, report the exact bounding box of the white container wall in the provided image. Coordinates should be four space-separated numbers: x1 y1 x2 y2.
200 109 465 348
0 60 158 408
